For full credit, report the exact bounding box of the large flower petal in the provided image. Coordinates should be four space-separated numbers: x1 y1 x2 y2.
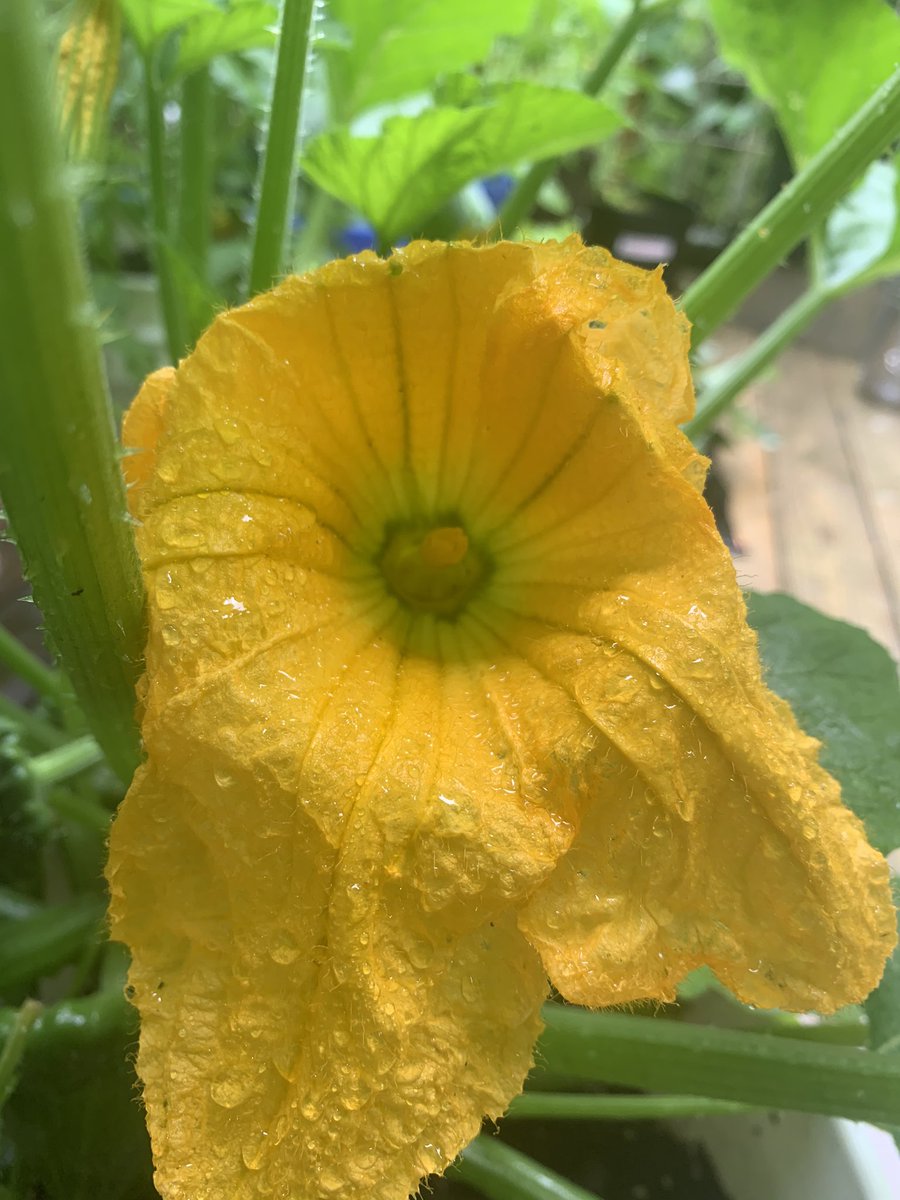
108 632 558 1196
494 347 895 1012
515 613 894 1012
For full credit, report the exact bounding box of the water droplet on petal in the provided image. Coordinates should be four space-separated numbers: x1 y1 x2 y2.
210 1077 251 1109
270 932 300 965
241 1130 269 1170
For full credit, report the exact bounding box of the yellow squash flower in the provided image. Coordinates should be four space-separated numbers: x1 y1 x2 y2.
57 0 121 160
106 239 895 1200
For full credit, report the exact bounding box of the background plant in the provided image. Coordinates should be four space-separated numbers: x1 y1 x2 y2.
0 1 899 1197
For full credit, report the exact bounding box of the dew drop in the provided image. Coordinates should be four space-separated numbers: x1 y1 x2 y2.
160 624 182 646
217 418 242 445
241 1130 269 1170
210 1078 251 1109
270 933 300 965
272 1050 297 1082
318 1169 343 1194
407 939 434 969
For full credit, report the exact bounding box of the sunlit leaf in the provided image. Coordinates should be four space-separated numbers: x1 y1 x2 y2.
116 0 217 54
706 0 900 165
302 85 622 244
820 159 900 293
324 0 537 119
173 0 278 78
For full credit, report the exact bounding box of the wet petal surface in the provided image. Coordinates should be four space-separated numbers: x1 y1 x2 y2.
107 238 895 1200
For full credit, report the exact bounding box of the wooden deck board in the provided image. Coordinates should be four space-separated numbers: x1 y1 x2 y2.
713 338 900 661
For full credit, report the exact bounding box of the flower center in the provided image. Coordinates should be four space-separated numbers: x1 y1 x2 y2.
378 522 489 618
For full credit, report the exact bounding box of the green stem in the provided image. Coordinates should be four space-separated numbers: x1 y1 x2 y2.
508 1092 758 1120
454 1136 603 1200
0 694 63 751
537 1006 900 1127
0 897 106 993
178 65 214 345
46 786 112 835
497 0 648 235
30 734 103 788
144 53 188 362
0 999 41 1113
685 286 830 439
680 64 900 347
0 1 144 782
248 0 317 296
0 623 64 702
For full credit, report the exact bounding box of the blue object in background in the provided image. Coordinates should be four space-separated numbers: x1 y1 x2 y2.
480 173 515 211
337 217 410 254
338 218 378 254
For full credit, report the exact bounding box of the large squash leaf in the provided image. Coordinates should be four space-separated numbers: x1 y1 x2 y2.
302 84 621 245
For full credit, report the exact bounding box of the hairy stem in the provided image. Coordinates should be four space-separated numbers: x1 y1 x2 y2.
680 65 900 346
0 0 144 781
248 0 317 295
686 286 830 439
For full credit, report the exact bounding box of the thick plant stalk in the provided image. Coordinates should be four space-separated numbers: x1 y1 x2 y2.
0 0 144 781
681 64 900 347
536 1006 900 1127
248 0 317 296
507 1093 756 1119
686 286 829 440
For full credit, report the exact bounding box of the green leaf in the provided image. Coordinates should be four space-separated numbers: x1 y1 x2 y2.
303 84 622 245
821 158 900 293
0 898 106 997
705 0 900 164
324 0 537 120
117 0 218 54
746 592 900 856
173 0 278 78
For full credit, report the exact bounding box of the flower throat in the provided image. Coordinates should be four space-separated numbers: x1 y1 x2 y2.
378 522 490 618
